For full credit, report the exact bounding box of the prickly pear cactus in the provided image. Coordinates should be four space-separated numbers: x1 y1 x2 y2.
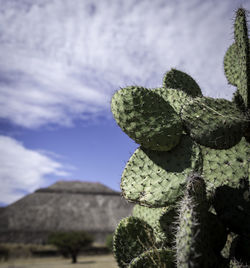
111 8 250 267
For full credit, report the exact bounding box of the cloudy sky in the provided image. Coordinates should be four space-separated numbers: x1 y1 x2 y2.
0 0 249 205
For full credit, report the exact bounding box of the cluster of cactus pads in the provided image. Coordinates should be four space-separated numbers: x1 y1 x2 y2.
111 8 250 268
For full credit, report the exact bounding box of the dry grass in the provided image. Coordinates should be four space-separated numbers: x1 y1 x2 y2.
0 254 118 268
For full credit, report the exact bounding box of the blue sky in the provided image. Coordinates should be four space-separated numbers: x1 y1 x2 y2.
0 0 249 205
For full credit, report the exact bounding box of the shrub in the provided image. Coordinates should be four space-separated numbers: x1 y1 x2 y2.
48 231 93 263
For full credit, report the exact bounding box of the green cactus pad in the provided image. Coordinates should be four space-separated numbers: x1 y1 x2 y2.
224 41 250 87
111 86 183 151
153 88 193 115
128 248 175 268
181 97 247 149
113 216 155 268
202 137 250 195
132 204 177 246
234 8 250 109
121 135 202 207
163 68 202 97
224 43 241 87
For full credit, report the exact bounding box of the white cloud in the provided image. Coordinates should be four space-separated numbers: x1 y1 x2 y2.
0 135 70 204
0 0 249 128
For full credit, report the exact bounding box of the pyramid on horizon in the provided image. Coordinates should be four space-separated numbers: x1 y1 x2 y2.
0 181 133 244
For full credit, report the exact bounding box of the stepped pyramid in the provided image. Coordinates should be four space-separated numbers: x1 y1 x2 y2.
0 181 133 244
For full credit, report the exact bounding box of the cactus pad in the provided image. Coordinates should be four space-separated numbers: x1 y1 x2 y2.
163 68 202 97
154 88 192 115
113 216 155 268
224 42 240 87
224 41 250 87
181 97 247 149
128 248 175 268
132 204 176 246
234 8 250 109
202 137 250 195
121 135 202 207
111 86 183 151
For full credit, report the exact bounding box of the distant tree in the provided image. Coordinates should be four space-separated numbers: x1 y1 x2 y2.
48 231 93 263
0 245 10 261
0 245 9 261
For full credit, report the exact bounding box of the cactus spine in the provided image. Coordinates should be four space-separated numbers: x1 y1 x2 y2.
111 7 250 267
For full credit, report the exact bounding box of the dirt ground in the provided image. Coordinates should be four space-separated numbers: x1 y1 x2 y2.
0 254 118 268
